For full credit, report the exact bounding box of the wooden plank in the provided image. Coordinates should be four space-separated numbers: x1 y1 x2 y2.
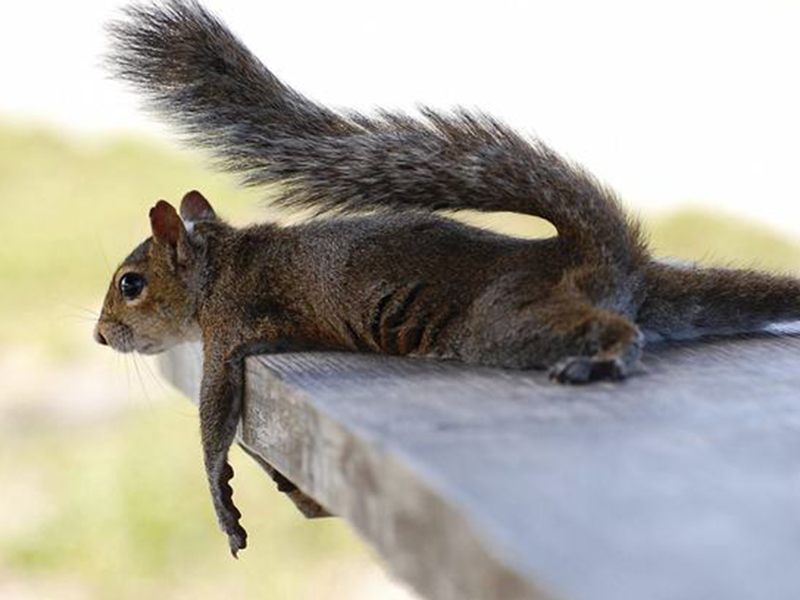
160 328 800 600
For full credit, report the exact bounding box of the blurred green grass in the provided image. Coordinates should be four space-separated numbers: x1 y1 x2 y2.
1 405 366 600
648 209 800 272
1 121 799 600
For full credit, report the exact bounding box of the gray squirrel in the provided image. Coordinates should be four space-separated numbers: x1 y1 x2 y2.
94 0 800 555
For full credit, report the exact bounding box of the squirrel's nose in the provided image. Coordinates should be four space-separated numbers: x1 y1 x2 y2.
94 326 108 346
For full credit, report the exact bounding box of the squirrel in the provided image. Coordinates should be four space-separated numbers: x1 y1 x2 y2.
95 0 800 556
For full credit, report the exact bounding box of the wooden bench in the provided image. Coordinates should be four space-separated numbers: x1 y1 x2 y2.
160 327 800 600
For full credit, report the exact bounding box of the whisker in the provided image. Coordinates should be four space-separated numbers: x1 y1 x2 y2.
123 352 133 408
60 301 100 318
95 234 112 272
132 353 154 411
57 314 99 323
140 355 169 396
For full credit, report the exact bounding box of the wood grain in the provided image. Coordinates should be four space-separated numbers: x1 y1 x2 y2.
160 328 800 600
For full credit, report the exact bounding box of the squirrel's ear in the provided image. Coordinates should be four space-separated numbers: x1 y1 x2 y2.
180 190 217 222
149 200 194 268
149 200 184 246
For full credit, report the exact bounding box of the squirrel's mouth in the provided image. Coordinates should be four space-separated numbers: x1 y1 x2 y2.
94 320 136 353
95 317 176 355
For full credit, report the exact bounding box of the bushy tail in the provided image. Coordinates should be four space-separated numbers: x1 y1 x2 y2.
108 0 645 267
638 261 800 339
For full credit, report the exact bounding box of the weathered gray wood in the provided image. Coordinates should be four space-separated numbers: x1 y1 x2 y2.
160 329 800 600
156 342 329 519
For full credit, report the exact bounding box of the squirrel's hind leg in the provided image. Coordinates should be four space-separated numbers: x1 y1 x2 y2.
546 315 645 384
542 304 645 384
461 291 645 383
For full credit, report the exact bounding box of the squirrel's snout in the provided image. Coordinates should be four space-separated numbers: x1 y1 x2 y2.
93 325 108 346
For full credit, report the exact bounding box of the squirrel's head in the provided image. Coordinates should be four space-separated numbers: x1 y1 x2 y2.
94 190 218 354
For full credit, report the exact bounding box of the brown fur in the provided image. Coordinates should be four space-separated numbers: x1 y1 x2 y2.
95 191 800 555
95 1 800 554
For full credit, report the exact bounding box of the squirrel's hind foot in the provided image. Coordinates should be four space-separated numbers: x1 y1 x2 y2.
548 315 644 384
549 355 629 384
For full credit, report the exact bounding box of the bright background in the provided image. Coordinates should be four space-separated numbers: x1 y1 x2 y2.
3 0 800 234
1 1 799 599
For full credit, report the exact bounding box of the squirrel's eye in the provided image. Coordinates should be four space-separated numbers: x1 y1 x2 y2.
119 273 146 301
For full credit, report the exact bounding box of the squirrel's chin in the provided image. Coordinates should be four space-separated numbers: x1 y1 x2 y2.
136 334 189 355
132 337 169 355
137 343 167 355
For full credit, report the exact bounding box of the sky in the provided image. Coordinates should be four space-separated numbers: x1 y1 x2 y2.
2 0 799 235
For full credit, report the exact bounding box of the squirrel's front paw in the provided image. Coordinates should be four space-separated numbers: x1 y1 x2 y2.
213 462 248 557
549 355 628 384
226 522 248 558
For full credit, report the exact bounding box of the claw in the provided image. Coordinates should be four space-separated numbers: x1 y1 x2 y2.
213 460 248 557
229 526 247 558
549 356 628 384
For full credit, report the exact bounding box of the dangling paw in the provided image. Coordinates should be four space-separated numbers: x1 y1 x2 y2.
212 462 248 557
